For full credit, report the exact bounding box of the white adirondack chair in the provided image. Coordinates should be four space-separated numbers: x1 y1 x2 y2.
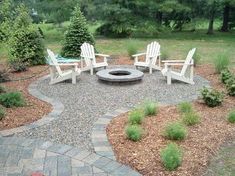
47 49 81 85
161 48 196 85
80 43 109 75
133 41 161 74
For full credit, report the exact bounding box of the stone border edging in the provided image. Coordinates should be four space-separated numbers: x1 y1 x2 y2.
92 107 130 160
0 75 64 137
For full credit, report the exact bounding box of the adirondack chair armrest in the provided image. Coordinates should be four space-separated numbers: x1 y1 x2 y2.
51 63 78 66
162 60 185 63
165 63 193 66
95 53 110 57
132 53 146 57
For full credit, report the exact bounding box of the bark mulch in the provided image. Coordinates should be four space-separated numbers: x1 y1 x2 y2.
106 64 235 176
0 65 52 130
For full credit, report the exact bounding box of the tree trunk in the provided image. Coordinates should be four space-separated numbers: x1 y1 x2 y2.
207 6 215 35
221 4 230 32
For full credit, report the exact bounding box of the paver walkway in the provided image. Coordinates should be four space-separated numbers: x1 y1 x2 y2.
0 136 140 176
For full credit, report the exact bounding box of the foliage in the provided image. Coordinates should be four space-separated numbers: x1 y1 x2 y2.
178 102 193 114
128 109 144 125
164 122 187 140
214 53 230 73
0 92 25 108
228 110 235 123
161 50 169 60
160 143 183 171
144 101 158 116
61 5 94 57
0 106 6 120
8 27 45 70
125 125 143 142
226 77 235 96
182 112 200 126
201 87 224 107
126 40 138 58
221 69 233 84
193 52 201 67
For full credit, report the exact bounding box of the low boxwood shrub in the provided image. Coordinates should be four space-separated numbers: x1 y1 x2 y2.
178 102 193 114
164 122 187 140
221 69 233 84
226 78 235 96
0 92 25 108
128 109 144 125
144 101 158 116
213 53 230 73
160 143 183 171
0 86 6 94
0 106 6 120
200 87 224 107
182 112 200 126
228 110 235 123
125 125 143 141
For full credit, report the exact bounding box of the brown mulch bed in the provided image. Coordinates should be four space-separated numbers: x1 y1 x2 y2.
106 64 235 176
0 65 52 130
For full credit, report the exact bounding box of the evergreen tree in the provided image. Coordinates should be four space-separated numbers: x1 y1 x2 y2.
61 5 94 58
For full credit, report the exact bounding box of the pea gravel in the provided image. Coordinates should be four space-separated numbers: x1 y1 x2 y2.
18 65 209 151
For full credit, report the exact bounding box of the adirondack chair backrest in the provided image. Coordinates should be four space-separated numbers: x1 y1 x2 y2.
47 49 63 76
180 48 196 75
146 41 160 65
80 42 96 66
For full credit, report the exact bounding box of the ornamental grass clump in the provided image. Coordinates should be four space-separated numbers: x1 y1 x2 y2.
201 87 224 107
164 122 187 140
144 101 158 116
228 110 235 123
0 92 25 108
182 112 200 126
128 108 144 125
125 125 143 142
160 143 183 171
178 102 193 114
214 53 230 73
127 40 138 59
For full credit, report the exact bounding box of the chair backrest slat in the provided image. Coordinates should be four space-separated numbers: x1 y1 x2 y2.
180 48 196 75
146 41 160 64
81 43 96 66
47 49 63 75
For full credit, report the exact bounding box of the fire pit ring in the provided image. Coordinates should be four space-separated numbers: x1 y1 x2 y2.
96 68 144 83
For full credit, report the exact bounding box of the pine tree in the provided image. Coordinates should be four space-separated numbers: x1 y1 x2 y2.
61 5 94 58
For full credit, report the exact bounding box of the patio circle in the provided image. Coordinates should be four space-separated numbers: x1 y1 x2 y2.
96 68 144 83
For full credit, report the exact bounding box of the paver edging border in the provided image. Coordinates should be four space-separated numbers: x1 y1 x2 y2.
92 107 130 160
0 75 64 137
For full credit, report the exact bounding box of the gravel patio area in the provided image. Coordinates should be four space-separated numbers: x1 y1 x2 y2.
18 65 209 151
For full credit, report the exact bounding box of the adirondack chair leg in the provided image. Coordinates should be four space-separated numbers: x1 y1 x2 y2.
90 67 94 75
190 65 194 82
149 66 153 74
72 72 76 84
167 74 172 85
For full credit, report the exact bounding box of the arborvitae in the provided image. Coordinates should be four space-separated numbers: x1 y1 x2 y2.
61 5 94 58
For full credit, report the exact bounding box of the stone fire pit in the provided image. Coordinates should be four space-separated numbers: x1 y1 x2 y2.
96 68 144 83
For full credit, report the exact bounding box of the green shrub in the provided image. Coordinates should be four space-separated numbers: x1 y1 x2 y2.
164 122 187 140
0 92 25 108
193 52 201 67
201 87 224 107
144 101 158 116
61 5 94 57
125 125 143 141
126 41 138 58
178 102 193 114
228 110 235 123
0 106 6 120
128 109 144 125
225 77 235 96
221 69 233 84
161 51 169 60
0 68 10 83
214 53 230 73
160 143 183 171
182 112 200 126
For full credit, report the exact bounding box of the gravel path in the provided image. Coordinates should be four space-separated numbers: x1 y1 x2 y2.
18 65 209 151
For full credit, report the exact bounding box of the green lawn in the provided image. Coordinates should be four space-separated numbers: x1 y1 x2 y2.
1 23 235 65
